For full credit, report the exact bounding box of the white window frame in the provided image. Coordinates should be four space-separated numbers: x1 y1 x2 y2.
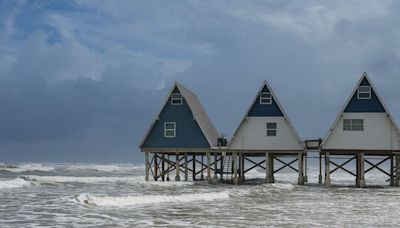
343 119 364 131
164 122 176 138
260 92 272 104
357 86 371 99
266 122 277 136
171 93 183 105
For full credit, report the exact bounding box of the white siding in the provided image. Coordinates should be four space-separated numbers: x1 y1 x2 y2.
229 117 303 150
323 113 400 150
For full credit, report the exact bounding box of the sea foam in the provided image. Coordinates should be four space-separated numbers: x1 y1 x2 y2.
0 178 31 189
75 191 230 207
0 164 54 173
20 175 137 184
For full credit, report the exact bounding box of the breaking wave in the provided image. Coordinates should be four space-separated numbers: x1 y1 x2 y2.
63 164 143 172
20 175 137 184
0 178 31 189
75 191 230 207
0 164 54 173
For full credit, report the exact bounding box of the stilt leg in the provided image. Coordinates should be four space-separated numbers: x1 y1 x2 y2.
212 152 218 183
167 155 170 181
304 153 308 182
233 152 239 185
161 154 165 181
268 153 275 183
241 154 245 182
201 154 204 180
154 153 158 181
206 152 211 182
175 154 180 181
192 155 196 181
184 153 188 181
395 153 400 187
318 153 322 185
390 155 394 186
145 152 149 181
324 152 331 187
357 152 366 188
298 152 304 185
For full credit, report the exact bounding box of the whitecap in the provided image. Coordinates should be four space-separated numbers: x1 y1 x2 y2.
0 178 31 189
75 191 230 207
0 164 54 173
63 164 142 172
20 175 137 184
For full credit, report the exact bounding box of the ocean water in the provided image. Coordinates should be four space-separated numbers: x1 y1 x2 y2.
1 162 400 227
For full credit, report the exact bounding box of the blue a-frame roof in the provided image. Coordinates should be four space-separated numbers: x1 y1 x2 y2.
248 85 284 117
139 82 219 149
344 76 386 113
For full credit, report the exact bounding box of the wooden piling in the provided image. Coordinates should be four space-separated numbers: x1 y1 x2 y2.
184 153 188 181
167 154 170 181
390 155 394 186
298 152 304 185
206 152 211 182
161 154 165 181
318 153 322 185
241 154 245 182
192 155 196 181
395 153 400 186
175 153 180 181
304 153 308 182
324 152 331 187
145 152 149 181
268 153 274 183
154 153 158 181
233 152 239 184
357 152 366 188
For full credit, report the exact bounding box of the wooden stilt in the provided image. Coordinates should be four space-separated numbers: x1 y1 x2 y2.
318 153 322 185
145 152 149 181
357 152 366 188
167 154 170 181
268 153 274 183
394 153 400 187
175 153 180 181
304 153 308 182
233 152 239 184
241 154 245 182
161 154 165 181
212 152 218 183
192 155 196 181
201 154 204 180
154 153 158 181
206 152 211 182
390 155 394 186
298 152 304 185
324 152 331 187
184 153 188 181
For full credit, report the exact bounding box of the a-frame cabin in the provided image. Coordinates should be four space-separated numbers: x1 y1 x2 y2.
321 72 400 187
228 81 306 184
140 82 220 182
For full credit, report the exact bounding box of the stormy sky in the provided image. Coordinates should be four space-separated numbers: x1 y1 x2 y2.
1 0 400 163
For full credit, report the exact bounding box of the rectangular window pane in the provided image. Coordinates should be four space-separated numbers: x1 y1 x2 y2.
267 130 276 136
164 122 176 137
267 123 277 129
343 125 351 131
358 86 370 92
343 119 351 125
260 92 271 104
165 123 175 129
352 119 363 125
352 125 364 131
343 119 364 131
171 93 182 105
358 93 370 98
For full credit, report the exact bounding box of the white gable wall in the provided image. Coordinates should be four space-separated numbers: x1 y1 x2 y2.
323 113 400 150
229 117 303 150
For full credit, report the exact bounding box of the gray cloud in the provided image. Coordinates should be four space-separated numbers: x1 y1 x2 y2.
1 0 400 162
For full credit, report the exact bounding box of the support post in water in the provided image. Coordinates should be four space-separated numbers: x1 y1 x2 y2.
298 152 304 185
206 152 211 182
184 153 188 181
324 152 331 187
241 154 245 182
192 154 196 181
304 153 308 182
395 153 400 187
175 153 180 181
233 152 239 185
145 152 149 181
391 155 394 186
154 153 158 181
161 154 165 181
318 153 322 185
268 153 275 183
212 152 219 184
167 155 170 181
357 152 366 188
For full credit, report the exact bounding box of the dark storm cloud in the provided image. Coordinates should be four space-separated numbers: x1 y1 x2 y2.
1 0 400 162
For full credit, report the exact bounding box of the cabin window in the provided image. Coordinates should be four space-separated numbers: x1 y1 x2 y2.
171 93 183 105
343 119 364 131
164 122 176 137
266 122 277 136
260 92 272 104
357 86 371 99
